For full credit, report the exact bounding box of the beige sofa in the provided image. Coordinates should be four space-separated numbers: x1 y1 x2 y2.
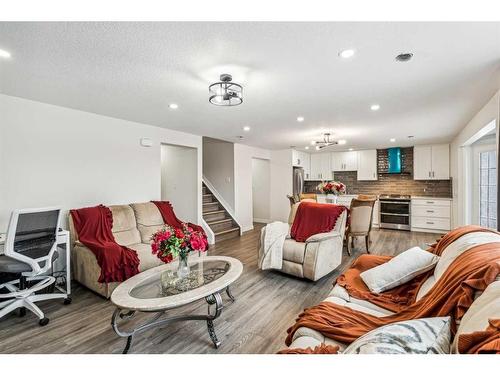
69 202 203 298
260 202 348 281
286 230 500 353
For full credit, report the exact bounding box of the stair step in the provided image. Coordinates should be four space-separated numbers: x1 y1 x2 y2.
203 209 226 216
214 227 240 242
214 227 239 235
207 218 234 232
206 218 232 225
203 202 220 213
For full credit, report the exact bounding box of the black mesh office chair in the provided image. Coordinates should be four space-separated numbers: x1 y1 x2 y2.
0 207 67 326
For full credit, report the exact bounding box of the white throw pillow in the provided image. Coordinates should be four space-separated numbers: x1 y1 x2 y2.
343 317 451 354
360 246 439 293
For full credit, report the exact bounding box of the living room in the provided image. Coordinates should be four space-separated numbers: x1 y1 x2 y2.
1 1 500 374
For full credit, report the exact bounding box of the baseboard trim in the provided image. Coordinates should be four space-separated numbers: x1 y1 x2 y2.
253 218 271 224
241 225 254 232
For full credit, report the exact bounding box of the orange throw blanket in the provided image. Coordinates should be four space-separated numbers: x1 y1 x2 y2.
336 225 498 313
285 226 500 346
277 343 339 354
290 202 347 242
458 319 500 354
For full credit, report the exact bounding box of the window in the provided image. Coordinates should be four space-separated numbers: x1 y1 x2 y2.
479 150 497 229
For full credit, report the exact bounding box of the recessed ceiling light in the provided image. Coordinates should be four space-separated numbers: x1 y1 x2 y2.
0 49 11 59
370 104 380 111
311 140 317 145
243 126 251 132
338 140 347 145
339 49 355 59
395 53 414 62
169 103 178 109
315 145 321 151
297 116 305 122
390 138 396 142
349 148 354 151
305 146 309 150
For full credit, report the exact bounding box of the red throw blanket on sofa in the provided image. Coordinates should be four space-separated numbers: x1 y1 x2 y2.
70 205 140 283
151 201 208 248
290 202 347 242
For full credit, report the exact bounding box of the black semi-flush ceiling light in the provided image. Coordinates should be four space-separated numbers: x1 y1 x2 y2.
209 74 243 106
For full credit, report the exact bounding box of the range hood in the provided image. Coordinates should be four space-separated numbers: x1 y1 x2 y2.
377 147 410 174
387 147 402 174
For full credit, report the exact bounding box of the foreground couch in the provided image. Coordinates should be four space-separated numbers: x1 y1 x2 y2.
286 229 500 353
69 202 203 298
259 201 348 281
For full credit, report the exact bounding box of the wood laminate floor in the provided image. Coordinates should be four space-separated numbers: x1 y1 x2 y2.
0 226 438 354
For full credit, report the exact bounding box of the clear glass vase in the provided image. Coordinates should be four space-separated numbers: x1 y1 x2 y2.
177 254 190 279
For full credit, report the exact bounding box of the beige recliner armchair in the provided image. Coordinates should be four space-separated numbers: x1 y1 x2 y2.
260 202 347 281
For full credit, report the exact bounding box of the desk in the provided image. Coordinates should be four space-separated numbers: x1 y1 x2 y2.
0 230 71 297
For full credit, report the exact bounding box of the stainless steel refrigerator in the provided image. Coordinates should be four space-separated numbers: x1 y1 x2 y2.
293 167 304 197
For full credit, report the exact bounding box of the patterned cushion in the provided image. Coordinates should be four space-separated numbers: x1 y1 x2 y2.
343 317 451 354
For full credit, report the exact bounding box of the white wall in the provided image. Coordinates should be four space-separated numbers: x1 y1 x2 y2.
270 149 293 223
233 144 271 232
0 94 203 231
161 144 198 223
450 90 500 227
202 138 235 209
251 158 271 223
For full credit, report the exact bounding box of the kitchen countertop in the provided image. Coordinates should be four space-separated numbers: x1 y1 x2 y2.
411 196 453 200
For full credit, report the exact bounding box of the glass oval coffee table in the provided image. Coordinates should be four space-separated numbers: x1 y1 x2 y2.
110 255 243 354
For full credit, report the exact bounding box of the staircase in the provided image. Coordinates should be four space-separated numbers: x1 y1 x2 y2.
202 183 241 242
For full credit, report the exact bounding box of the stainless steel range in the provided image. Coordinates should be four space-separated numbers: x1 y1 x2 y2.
379 194 411 231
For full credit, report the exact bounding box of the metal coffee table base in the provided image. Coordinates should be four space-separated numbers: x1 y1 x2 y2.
111 287 234 354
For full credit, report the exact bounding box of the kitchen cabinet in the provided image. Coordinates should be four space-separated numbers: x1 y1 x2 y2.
332 151 358 172
413 144 449 180
357 149 378 180
309 152 332 180
411 197 451 233
430 144 450 180
293 150 311 179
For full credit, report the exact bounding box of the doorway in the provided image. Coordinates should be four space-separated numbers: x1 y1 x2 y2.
160 144 198 223
461 119 497 227
252 158 271 223
471 135 497 228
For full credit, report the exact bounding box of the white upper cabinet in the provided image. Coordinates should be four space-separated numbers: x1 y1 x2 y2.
430 144 450 180
332 151 358 172
331 152 343 172
309 152 332 180
321 153 332 180
310 153 322 180
413 144 449 180
293 150 312 180
357 149 378 180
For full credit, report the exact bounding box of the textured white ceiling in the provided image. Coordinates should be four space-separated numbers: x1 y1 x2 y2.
0 22 499 151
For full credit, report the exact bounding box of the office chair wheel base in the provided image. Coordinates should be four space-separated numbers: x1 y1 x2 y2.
64 297 72 305
39 317 49 326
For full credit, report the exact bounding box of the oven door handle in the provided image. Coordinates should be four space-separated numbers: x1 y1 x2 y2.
380 213 410 217
380 201 410 204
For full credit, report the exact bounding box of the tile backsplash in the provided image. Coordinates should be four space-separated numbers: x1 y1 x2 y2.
304 147 452 198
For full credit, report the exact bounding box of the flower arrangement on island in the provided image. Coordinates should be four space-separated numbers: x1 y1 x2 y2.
151 223 208 265
316 180 346 195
